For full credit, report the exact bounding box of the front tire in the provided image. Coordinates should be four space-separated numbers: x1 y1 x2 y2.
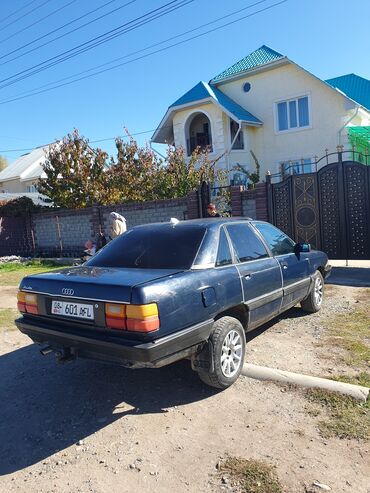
301 270 324 313
198 316 246 389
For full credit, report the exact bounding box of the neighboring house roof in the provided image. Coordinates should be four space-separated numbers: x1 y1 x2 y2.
170 81 262 124
325 74 370 111
210 45 285 83
0 145 51 182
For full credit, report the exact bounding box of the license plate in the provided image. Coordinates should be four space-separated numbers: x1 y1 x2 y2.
51 300 94 320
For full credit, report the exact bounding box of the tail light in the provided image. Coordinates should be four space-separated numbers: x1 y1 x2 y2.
104 302 160 333
127 303 160 333
105 303 126 330
17 291 38 315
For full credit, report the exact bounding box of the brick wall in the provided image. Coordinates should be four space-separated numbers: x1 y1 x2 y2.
0 185 269 257
32 208 93 255
97 198 187 238
242 185 267 220
231 182 269 221
27 196 187 256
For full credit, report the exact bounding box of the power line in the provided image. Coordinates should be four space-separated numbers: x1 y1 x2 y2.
0 0 192 89
0 129 158 153
0 0 51 33
5 0 272 100
0 0 122 64
0 0 39 25
0 0 78 45
0 0 288 105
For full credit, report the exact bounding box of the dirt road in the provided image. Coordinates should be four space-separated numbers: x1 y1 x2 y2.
0 285 369 493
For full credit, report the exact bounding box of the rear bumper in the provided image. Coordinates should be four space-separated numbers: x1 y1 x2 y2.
15 317 214 367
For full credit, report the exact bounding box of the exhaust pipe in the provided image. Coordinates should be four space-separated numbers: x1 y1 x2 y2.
40 346 53 356
55 348 76 364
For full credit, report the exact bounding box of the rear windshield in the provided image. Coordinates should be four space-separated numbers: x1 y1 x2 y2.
86 225 206 270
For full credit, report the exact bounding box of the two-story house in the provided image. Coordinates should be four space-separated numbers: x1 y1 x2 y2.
151 45 370 185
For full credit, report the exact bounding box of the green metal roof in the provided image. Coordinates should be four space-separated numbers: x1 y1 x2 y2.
169 81 262 124
325 74 370 111
348 126 370 156
210 45 284 83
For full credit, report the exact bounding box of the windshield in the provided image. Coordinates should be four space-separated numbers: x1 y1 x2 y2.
86 224 206 270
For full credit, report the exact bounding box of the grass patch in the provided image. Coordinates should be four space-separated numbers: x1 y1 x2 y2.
0 261 62 286
219 457 282 493
326 307 370 368
0 309 18 331
330 372 370 388
305 386 370 440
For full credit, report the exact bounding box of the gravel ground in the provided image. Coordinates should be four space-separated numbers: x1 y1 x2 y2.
246 284 365 377
0 284 369 493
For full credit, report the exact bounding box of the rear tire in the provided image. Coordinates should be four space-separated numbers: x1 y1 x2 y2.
198 316 246 389
301 270 324 313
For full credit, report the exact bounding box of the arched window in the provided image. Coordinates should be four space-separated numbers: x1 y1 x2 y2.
186 112 213 156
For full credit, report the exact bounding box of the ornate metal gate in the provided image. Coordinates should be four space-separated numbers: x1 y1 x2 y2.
267 153 370 260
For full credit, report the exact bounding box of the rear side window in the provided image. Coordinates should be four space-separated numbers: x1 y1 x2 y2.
87 225 206 269
226 223 268 263
253 222 295 256
216 228 232 267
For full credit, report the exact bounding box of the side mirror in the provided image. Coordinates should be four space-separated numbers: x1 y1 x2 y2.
295 242 311 253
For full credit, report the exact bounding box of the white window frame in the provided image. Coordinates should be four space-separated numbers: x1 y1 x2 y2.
229 119 245 151
274 93 312 134
26 184 37 193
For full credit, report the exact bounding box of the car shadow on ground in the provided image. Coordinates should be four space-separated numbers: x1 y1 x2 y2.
0 344 217 476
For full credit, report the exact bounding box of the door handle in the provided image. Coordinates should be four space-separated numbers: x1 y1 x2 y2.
280 261 288 270
244 273 252 279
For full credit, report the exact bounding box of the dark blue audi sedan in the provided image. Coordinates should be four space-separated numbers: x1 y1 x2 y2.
16 218 331 388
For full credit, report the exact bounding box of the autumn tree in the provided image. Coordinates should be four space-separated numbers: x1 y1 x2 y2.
106 135 165 203
108 130 225 202
38 128 226 208
37 129 110 208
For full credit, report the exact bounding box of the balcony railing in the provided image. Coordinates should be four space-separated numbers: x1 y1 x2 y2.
187 134 213 155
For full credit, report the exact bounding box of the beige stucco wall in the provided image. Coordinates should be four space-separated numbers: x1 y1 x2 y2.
173 101 226 165
0 179 24 193
172 101 255 174
216 63 361 175
0 178 38 193
170 62 370 179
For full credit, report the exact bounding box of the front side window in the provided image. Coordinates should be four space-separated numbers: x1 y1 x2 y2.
216 228 232 266
276 96 310 132
230 119 244 150
226 223 268 263
253 222 295 256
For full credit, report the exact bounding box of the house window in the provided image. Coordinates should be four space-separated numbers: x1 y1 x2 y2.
230 119 244 150
280 158 312 177
26 184 37 193
276 96 310 132
186 112 213 156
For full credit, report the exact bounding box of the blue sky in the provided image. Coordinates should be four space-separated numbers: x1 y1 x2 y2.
0 0 369 164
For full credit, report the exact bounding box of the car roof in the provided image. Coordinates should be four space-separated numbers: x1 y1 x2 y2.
131 217 254 231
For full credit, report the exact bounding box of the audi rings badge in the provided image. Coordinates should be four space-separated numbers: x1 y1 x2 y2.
62 288 74 296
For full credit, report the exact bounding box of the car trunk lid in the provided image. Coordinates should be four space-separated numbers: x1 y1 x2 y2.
19 265 183 303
